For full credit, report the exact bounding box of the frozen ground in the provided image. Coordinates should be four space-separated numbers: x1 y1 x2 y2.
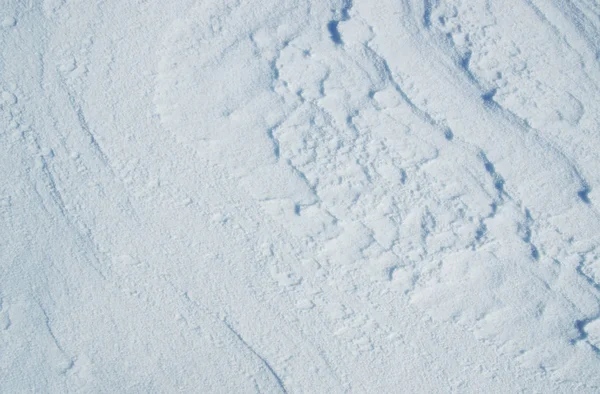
1 0 600 392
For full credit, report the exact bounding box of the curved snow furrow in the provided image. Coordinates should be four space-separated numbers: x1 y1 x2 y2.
409 0 598 208
223 320 289 393
0 15 117 284
529 0 600 85
373 0 598 240
417 0 600 354
350 0 600 384
425 0 600 208
363 45 455 141
360 1 576 270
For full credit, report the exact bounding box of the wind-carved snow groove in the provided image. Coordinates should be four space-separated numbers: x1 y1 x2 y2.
415 1 504 100
519 208 539 260
422 0 596 207
572 315 600 355
55 75 113 167
478 151 540 259
327 0 353 45
578 184 592 204
469 152 502 248
479 152 505 198
571 251 600 354
422 0 439 28
8 53 121 283
57 80 141 222
74 105 109 166
266 124 282 160
20 77 142 284
363 44 455 141
412 6 600 379
37 302 75 374
37 54 140 226
524 0 600 91
223 320 288 393
420 0 600 360
20 127 108 280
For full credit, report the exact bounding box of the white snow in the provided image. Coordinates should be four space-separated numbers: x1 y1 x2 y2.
1 0 600 392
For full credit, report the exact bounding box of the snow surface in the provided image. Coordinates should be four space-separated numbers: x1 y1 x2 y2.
1 0 600 392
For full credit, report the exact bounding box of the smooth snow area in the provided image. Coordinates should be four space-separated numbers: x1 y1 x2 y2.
1 0 600 392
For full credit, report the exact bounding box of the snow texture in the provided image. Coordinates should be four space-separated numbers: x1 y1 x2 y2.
1 0 600 392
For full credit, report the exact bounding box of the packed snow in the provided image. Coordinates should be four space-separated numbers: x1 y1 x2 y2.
1 0 600 392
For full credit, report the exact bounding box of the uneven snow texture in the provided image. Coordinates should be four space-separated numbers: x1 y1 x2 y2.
1 0 600 392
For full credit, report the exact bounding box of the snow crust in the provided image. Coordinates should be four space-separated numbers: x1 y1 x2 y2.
1 0 600 392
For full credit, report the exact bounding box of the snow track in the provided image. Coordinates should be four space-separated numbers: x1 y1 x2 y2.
1 0 600 392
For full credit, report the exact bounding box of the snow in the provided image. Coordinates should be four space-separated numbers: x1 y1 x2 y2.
1 0 600 392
